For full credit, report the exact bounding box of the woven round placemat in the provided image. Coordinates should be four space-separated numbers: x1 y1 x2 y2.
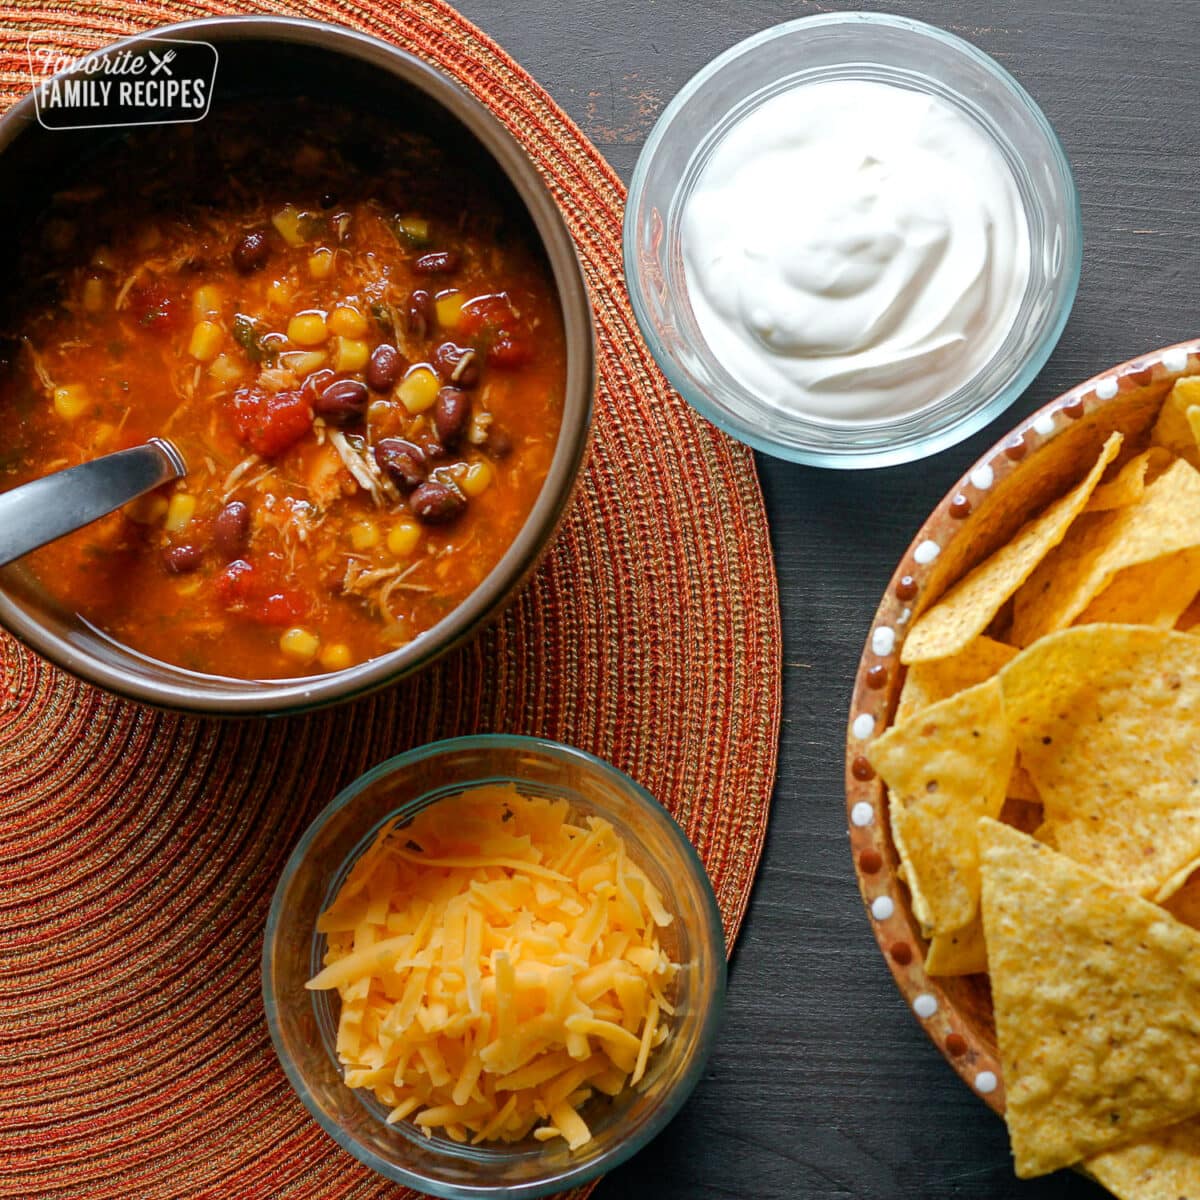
0 4 781 1197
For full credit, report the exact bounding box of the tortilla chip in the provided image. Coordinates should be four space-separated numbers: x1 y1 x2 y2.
894 636 1018 724
902 433 1122 663
925 915 987 976
1075 546 1200 628
1151 376 1200 467
999 625 1200 899
1011 459 1200 645
979 820 1200 1178
1006 760 1039 804
1086 448 1171 513
868 678 1014 935
1087 1119 1200 1200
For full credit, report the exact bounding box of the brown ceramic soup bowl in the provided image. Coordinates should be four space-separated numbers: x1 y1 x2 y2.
0 16 594 714
845 339 1200 1111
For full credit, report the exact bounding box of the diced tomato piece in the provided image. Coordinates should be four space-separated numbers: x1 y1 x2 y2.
214 558 256 606
214 557 309 626
487 333 533 369
459 292 514 336
257 589 309 626
128 281 185 335
228 385 312 457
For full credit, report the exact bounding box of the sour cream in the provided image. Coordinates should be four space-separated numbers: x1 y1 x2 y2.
681 79 1030 424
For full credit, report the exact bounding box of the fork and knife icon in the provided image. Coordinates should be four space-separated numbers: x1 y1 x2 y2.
148 48 175 76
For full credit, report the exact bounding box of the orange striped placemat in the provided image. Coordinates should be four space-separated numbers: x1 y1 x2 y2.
0 3 782 1196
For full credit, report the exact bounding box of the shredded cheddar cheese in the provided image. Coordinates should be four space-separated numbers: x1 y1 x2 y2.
306 784 678 1149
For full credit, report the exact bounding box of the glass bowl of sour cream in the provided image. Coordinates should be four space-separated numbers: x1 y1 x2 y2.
624 11 1081 468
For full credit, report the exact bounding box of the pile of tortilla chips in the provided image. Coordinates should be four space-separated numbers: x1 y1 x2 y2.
866 378 1200 1197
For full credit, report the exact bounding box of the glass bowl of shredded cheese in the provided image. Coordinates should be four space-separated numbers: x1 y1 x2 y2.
263 734 726 1197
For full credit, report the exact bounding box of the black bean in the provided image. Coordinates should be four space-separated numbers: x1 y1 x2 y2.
232 228 270 274
432 342 480 388
366 343 402 392
374 438 427 492
410 480 466 524
163 543 204 574
407 289 433 340
413 250 460 275
213 501 251 560
302 367 336 402
486 425 514 459
314 378 369 427
433 387 470 448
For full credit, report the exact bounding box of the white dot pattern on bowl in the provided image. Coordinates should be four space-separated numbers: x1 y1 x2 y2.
871 626 896 656
852 713 876 740
975 1071 999 1095
1095 376 1119 401
1164 348 1189 374
1032 413 1056 436
871 896 895 921
969 464 994 491
897 606 911 626
913 993 938 1019
914 540 940 565
851 801 874 828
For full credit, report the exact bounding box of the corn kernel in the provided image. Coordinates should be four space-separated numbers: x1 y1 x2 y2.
397 215 430 246
319 642 354 671
126 494 168 525
192 284 223 319
279 349 328 377
175 577 203 598
164 492 196 532
287 311 327 346
349 520 380 551
280 626 320 665
328 305 368 338
272 204 305 247
82 277 105 313
397 365 440 414
461 460 494 497
333 336 370 372
91 423 115 451
268 278 294 308
308 247 334 279
435 290 466 329
188 320 223 363
209 353 244 385
387 521 422 558
53 384 90 420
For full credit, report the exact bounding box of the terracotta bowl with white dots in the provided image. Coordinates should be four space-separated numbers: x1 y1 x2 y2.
845 337 1200 1113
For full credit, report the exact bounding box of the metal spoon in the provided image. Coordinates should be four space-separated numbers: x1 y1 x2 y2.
0 438 187 568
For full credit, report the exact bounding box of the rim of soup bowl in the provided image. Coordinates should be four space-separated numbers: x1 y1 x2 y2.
0 16 595 715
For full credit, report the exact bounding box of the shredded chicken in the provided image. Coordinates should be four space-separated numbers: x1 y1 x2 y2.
257 366 297 393
22 339 54 392
343 559 430 623
222 453 262 499
450 349 476 385
114 269 142 311
328 430 398 507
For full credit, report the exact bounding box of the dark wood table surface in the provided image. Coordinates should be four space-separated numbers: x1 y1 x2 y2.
453 1 1198 1196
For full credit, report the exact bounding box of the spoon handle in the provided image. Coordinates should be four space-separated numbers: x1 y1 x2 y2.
0 438 187 568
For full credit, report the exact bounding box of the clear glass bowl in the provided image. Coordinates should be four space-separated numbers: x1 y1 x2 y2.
262 735 726 1198
624 11 1081 468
